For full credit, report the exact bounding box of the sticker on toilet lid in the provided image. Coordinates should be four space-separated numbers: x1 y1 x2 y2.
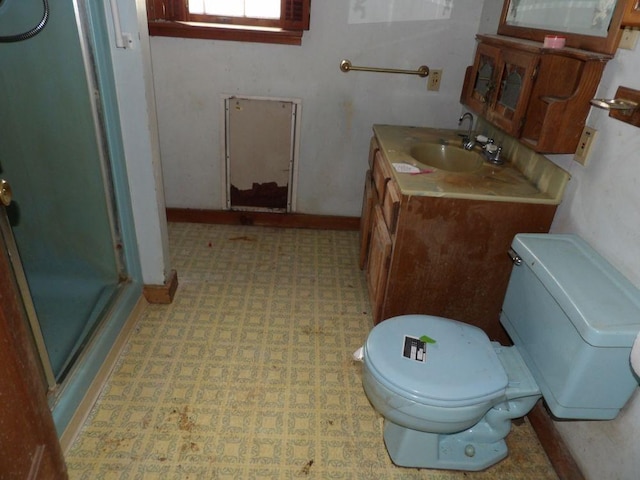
403 335 428 363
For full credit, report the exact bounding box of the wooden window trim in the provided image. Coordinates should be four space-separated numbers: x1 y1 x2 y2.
147 0 310 46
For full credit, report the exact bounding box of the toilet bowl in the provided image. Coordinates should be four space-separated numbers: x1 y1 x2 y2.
361 234 640 471
363 314 541 470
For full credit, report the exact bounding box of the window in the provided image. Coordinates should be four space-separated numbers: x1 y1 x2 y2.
189 0 280 21
146 0 311 45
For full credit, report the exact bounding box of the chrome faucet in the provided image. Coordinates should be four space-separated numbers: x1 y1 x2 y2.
483 143 503 164
475 135 504 165
458 112 475 150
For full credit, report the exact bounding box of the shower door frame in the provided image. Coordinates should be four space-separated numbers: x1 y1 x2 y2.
48 0 144 435
0 204 56 389
0 0 144 437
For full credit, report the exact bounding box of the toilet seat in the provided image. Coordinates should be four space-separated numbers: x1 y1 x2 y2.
364 315 508 408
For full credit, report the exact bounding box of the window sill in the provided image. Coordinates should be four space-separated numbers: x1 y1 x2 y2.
148 21 303 46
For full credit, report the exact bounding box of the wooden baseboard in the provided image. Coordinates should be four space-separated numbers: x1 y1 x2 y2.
143 269 179 304
166 208 360 231
528 401 585 480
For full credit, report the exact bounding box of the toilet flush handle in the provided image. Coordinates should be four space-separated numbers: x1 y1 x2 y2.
508 248 523 266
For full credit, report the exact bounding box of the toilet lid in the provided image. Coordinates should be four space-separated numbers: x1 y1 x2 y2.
364 315 508 408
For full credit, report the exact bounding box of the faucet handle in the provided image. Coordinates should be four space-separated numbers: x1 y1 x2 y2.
476 134 493 145
485 143 500 153
484 143 503 164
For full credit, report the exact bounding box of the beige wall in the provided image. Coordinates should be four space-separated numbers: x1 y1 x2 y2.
150 0 484 215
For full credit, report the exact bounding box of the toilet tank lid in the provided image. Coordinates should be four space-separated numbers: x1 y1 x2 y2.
512 234 640 347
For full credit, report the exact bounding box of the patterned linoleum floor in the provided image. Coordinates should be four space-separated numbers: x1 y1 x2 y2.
65 222 558 479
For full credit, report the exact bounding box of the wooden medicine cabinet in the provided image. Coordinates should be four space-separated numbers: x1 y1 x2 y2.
459 1 640 153
623 0 640 26
461 34 612 154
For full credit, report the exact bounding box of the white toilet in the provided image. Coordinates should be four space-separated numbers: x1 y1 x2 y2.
362 234 640 471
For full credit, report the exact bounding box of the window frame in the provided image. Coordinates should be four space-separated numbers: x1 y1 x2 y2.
146 0 311 46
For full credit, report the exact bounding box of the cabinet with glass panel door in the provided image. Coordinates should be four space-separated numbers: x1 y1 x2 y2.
461 34 612 154
463 44 538 137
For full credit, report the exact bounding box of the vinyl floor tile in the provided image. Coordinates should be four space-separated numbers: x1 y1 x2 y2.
66 223 558 479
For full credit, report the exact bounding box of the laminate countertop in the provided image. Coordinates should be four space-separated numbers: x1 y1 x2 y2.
373 124 570 205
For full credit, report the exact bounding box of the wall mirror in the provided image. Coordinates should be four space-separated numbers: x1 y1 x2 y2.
498 0 628 54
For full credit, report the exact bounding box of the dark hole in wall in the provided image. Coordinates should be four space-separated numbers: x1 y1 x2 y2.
230 182 288 210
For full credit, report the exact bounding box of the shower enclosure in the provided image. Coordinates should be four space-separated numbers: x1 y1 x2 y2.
0 0 142 433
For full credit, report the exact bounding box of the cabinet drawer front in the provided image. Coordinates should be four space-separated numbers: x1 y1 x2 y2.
382 179 400 234
372 150 394 201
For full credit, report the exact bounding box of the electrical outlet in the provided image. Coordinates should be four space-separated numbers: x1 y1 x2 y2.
574 126 597 165
427 69 442 91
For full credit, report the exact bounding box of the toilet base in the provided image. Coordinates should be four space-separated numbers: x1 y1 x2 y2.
383 420 508 471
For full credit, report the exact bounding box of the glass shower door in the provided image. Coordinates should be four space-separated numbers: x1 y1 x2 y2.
0 0 127 384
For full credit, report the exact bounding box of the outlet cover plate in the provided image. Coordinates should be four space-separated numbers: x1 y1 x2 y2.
574 126 597 165
427 69 442 91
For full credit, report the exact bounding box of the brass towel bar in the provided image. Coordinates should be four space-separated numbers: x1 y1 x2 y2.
340 59 429 78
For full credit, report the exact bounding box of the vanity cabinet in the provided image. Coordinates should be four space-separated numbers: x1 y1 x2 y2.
461 34 611 153
360 138 559 342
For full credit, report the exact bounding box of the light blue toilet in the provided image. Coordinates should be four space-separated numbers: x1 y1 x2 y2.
362 234 640 471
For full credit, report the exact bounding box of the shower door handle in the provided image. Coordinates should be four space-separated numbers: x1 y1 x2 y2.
109 0 132 49
0 179 12 206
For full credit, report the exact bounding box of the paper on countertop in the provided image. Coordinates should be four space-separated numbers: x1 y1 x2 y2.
392 163 421 173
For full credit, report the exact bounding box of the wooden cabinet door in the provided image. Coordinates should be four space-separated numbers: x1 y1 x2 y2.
463 42 501 114
0 209 67 479
490 48 539 136
367 205 392 325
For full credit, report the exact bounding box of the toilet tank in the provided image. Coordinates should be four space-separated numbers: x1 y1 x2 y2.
500 234 640 420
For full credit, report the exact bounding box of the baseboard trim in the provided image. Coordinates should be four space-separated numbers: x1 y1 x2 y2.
528 401 585 480
143 269 179 304
166 208 360 231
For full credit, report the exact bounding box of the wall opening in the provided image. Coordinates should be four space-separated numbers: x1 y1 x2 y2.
224 96 300 213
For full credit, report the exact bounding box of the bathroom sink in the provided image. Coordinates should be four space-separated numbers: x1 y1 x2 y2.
372 125 571 204
410 143 484 173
